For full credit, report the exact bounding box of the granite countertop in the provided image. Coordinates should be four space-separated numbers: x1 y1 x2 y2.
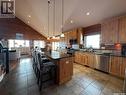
77 50 126 57
45 51 73 60
109 53 126 57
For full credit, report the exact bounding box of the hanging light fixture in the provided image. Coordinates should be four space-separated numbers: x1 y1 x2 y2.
47 0 50 40
60 0 65 38
52 0 56 39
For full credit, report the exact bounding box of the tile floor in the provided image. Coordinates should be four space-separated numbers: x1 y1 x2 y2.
0 58 124 95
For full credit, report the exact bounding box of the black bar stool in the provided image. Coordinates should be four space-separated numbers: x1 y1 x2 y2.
36 53 56 91
32 50 37 73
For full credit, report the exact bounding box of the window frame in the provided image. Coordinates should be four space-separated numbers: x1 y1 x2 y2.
84 34 100 49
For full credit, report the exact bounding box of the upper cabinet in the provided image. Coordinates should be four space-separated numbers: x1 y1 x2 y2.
101 15 126 44
118 15 126 43
62 28 83 45
101 18 118 44
69 29 78 39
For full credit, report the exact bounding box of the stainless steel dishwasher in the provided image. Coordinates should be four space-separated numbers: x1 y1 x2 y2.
95 54 110 73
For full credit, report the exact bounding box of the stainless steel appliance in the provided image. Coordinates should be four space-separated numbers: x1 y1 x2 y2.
95 54 110 73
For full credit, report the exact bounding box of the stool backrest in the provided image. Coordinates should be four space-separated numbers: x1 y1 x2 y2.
32 50 37 63
37 52 43 69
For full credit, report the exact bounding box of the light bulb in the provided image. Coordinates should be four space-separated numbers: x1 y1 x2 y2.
52 36 55 39
47 37 50 40
60 33 65 37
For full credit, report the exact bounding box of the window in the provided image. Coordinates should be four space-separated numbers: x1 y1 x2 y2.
34 40 45 48
52 42 59 51
84 34 100 49
8 39 30 49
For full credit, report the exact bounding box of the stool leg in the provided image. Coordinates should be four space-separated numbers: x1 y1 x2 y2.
39 72 42 91
37 70 40 84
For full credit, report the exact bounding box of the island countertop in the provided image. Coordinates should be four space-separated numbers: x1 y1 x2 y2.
45 51 73 60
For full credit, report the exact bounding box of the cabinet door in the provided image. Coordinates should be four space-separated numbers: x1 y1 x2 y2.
120 57 126 78
87 53 94 68
83 53 89 66
59 57 73 82
75 52 80 63
65 57 73 77
74 52 78 63
59 58 66 81
109 56 122 76
118 15 126 43
79 53 83 65
101 18 118 44
72 29 77 39
83 54 88 66
78 53 82 63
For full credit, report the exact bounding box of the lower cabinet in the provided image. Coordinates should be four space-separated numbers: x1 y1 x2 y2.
74 52 81 63
59 57 73 84
75 52 126 78
74 52 94 68
120 57 126 78
87 53 94 68
109 56 121 76
82 54 88 66
109 56 126 78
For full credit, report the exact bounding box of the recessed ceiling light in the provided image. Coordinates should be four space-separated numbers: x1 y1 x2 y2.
86 12 90 16
9 0 11 1
70 20 73 24
28 15 31 18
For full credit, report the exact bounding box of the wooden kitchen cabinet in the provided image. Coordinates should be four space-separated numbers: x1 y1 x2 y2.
59 57 73 84
75 52 80 63
79 53 84 65
118 15 126 43
75 52 93 67
109 56 126 78
82 54 88 66
101 18 118 44
62 28 80 46
109 56 122 77
75 52 83 64
120 57 126 78
69 29 77 39
87 53 94 68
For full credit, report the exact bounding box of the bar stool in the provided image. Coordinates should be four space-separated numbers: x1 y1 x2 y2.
32 50 37 73
36 57 50 82
36 53 56 91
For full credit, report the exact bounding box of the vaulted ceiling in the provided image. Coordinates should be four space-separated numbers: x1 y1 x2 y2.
15 0 126 37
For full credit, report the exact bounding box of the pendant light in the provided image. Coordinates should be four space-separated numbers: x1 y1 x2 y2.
60 0 65 38
52 0 56 39
47 0 50 40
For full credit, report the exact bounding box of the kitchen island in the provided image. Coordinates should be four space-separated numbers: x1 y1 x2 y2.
45 51 74 85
